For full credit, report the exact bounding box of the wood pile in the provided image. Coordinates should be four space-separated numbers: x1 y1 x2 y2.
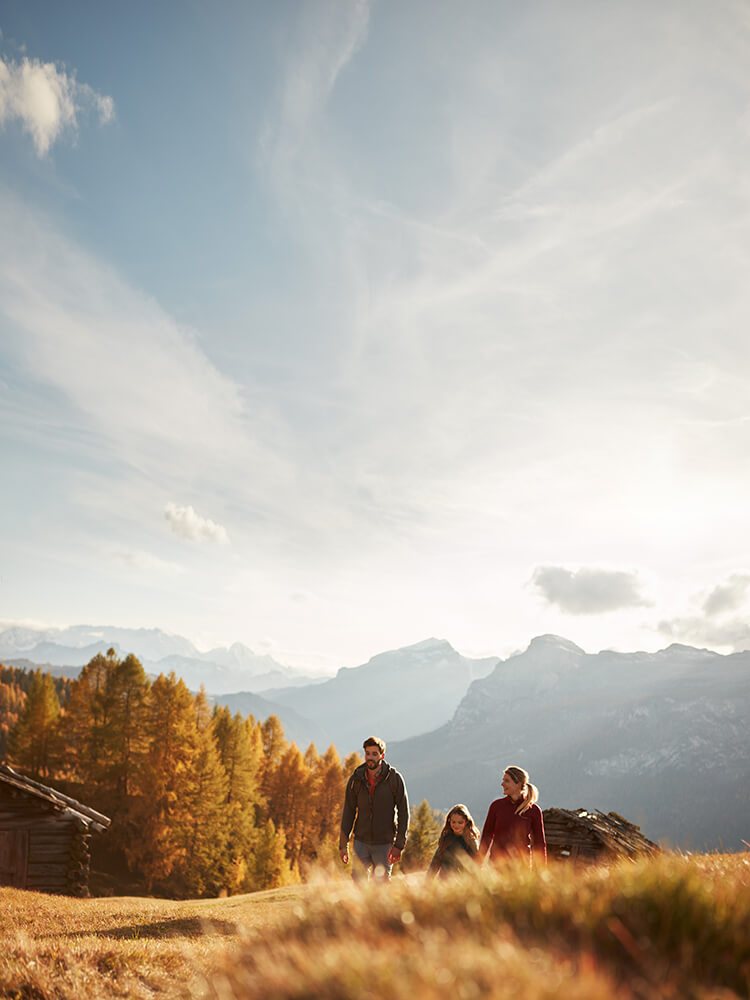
543 806 659 862
0 764 110 896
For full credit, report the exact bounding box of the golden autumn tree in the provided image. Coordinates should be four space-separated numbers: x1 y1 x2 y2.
55 649 150 852
246 818 298 891
100 653 150 809
264 742 314 870
306 743 348 869
0 676 28 757
211 707 265 893
175 689 230 897
126 672 204 892
312 744 344 836
259 713 286 799
57 649 119 793
7 669 60 778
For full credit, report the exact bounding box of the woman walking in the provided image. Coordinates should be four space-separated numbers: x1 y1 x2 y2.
427 804 480 878
478 766 546 866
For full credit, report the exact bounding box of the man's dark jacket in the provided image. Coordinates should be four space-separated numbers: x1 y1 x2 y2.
339 761 409 850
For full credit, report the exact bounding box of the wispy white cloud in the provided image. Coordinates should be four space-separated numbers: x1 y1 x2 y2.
261 0 372 185
0 190 288 493
532 566 650 615
242 0 750 598
4 3 750 668
164 503 229 545
0 54 113 155
106 547 186 575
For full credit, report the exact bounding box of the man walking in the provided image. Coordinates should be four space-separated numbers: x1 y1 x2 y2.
339 736 409 881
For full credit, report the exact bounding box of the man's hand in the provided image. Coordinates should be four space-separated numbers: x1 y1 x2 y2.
339 848 349 865
387 846 402 864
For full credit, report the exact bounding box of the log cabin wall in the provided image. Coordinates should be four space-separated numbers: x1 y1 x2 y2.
0 785 92 896
543 817 608 862
542 807 659 864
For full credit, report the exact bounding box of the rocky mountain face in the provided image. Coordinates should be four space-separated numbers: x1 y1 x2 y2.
390 636 750 850
269 638 499 756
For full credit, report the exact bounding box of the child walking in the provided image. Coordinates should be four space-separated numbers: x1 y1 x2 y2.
427 804 480 878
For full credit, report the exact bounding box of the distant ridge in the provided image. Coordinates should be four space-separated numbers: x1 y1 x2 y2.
5 623 748 849
390 635 750 851
269 638 499 755
0 624 319 694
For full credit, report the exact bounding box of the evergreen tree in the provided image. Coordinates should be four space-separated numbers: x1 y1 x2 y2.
401 799 442 873
7 669 60 778
102 654 150 798
303 742 320 770
342 751 361 776
58 649 119 791
246 818 298 890
176 689 229 897
309 744 344 851
211 707 264 893
0 680 27 757
265 743 312 869
259 714 287 802
126 672 202 892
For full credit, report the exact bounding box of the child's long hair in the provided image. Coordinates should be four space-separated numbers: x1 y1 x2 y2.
504 765 539 816
435 803 480 857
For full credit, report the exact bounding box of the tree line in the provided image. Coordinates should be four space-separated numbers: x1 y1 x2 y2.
1 651 365 896
0 652 442 896
0 665 72 759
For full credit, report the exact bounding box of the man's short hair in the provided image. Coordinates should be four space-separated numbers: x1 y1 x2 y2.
363 736 386 754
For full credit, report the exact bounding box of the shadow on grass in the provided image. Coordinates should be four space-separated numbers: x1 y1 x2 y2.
49 916 240 940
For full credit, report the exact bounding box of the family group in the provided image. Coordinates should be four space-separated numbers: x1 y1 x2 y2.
339 736 546 881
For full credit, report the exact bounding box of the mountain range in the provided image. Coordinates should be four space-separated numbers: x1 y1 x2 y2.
390 635 750 851
2 624 748 849
0 624 316 693
268 638 498 754
0 626 496 756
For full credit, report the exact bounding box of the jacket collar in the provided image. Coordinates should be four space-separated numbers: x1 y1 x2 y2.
355 760 389 783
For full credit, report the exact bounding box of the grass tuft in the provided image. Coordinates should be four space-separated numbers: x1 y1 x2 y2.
0 852 748 998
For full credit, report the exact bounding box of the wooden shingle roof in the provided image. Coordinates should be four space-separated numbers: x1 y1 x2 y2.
543 806 659 858
0 764 110 833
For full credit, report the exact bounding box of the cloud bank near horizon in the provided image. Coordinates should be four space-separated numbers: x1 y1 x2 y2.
532 566 650 615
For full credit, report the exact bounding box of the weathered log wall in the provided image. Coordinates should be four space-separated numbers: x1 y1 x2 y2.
0 787 92 896
543 819 606 861
543 807 659 864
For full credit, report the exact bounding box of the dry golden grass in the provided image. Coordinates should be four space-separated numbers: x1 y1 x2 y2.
1 852 748 999
0 884 307 998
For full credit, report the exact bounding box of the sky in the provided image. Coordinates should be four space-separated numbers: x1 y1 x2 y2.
1 0 750 674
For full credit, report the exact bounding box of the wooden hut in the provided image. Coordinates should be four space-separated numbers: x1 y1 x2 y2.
0 764 110 896
542 807 659 863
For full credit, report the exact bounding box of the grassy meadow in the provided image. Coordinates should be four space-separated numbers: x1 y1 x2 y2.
0 852 748 999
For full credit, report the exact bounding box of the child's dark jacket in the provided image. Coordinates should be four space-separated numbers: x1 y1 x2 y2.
427 831 478 877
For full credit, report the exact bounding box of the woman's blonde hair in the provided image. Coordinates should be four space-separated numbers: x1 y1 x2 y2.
504 765 539 816
435 803 480 856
